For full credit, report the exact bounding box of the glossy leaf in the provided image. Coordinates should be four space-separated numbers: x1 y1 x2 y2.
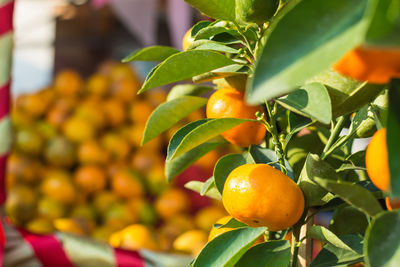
184 0 236 21
298 154 337 206
236 241 291 267
201 177 216 196
307 226 356 252
191 21 213 37
388 80 400 197
142 96 208 144
185 181 222 200
348 105 376 138
248 0 375 104
308 69 384 118
190 40 240 54
310 234 363 267
277 83 332 124
194 26 239 41
284 112 313 148
140 50 237 93
167 118 251 160
215 218 247 229
313 177 382 217
364 210 400 267
330 206 369 236
249 146 294 180
366 0 400 46
214 153 254 194
166 142 224 181
192 227 267 267
122 46 179 62
167 84 213 101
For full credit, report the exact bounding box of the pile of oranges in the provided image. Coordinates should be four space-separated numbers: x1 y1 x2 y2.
6 62 227 255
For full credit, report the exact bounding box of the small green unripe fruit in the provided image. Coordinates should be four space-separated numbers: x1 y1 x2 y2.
236 0 280 25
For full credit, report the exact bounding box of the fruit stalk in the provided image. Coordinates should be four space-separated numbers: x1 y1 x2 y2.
265 101 287 175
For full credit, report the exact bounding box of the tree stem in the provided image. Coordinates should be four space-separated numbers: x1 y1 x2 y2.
321 116 346 160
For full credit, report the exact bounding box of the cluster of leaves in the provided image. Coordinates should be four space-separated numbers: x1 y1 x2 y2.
123 0 400 266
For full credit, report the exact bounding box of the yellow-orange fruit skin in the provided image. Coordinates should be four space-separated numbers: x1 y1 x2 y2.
365 129 390 191
206 88 266 147
222 164 304 231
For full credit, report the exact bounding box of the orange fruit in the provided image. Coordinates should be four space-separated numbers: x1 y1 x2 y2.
78 140 109 165
103 98 126 126
182 28 194 51
15 92 47 118
127 198 157 225
91 226 115 242
85 73 110 96
35 120 57 140
206 88 266 147
157 214 196 251
145 89 167 107
146 165 168 195
195 206 227 232
104 203 138 231
26 217 55 235
109 63 137 82
130 150 163 174
71 203 97 222
53 218 86 236
365 128 389 191
111 77 140 103
111 169 144 199
93 191 119 214
62 116 96 143
6 185 37 223
333 46 400 84
128 100 153 125
44 136 76 167
100 133 130 161
113 224 159 251
54 69 83 96
41 169 76 204
222 164 304 231
155 188 190 220
7 153 43 184
385 197 400 211
74 165 106 194
208 216 236 241
173 230 208 256
37 197 67 220
74 100 105 129
122 124 162 151
15 128 44 156
46 98 75 128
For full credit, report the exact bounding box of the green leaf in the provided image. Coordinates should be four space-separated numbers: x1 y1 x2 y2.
298 154 337 206
308 69 384 118
194 26 239 41
307 226 356 252
201 177 216 196
122 46 180 62
366 0 400 46
388 80 400 197
184 0 236 21
313 177 383 217
215 217 247 229
190 40 240 54
192 65 247 83
277 83 332 124
142 96 208 144
214 153 254 194
193 227 267 267
167 84 213 101
235 241 291 267
166 142 224 181
330 205 369 236
248 0 376 104
140 50 237 93
348 105 376 138
364 210 400 267
310 234 363 267
191 21 213 37
185 181 222 200
248 146 294 180
284 112 313 148
167 118 251 160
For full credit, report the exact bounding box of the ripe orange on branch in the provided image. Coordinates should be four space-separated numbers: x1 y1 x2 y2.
206 88 266 147
365 128 390 191
333 46 400 84
222 164 304 231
